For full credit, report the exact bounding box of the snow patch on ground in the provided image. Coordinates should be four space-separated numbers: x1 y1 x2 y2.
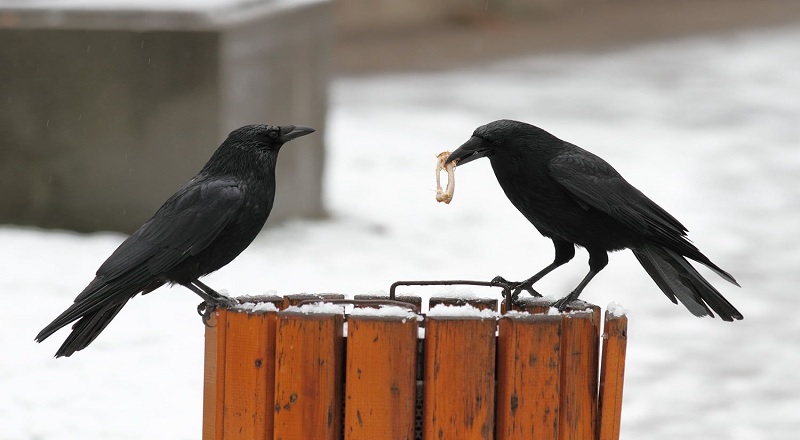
3 25 800 440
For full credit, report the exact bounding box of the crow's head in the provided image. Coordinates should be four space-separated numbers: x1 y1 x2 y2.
446 119 540 166
203 124 315 175
227 124 316 153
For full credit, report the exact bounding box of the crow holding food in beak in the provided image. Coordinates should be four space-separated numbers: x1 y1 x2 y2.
446 119 741 320
36 124 315 357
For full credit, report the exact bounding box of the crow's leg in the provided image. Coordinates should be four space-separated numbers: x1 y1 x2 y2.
494 239 576 300
183 281 234 308
192 280 236 304
183 280 238 325
553 248 608 311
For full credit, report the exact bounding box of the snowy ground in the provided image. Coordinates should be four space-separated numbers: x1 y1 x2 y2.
3 25 800 440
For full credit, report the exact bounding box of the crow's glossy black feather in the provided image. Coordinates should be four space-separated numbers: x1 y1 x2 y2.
448 119 741 320
36 124 314 356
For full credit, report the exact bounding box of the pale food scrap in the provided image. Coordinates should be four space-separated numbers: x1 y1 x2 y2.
435 151 456 204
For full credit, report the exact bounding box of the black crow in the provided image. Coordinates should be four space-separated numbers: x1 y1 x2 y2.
36 124 315 357
446 119 741 320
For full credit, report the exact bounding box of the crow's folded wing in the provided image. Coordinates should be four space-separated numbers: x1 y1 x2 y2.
548 149 689 246
549 151 738 285
37 178 245 340
77 178 244 300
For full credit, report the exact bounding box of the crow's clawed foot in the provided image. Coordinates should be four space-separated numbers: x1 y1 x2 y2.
492 276 521 306
551 296 571 312
551 292 584 312
197 302 217 326
196 296 239 326
491 276 542 303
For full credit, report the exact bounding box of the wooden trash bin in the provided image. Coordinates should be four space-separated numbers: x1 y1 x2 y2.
202 295 628 440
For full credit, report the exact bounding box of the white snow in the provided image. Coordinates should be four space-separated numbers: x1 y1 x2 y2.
231 301 279 314
502 310 532 318
607 301 630 318
282 302 345 315
3 24 800 440
431 286 479 298
427 303 500 319
349 305 419 320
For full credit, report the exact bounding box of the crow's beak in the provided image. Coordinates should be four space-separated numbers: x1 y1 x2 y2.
446 136 490 166
280 125 316 142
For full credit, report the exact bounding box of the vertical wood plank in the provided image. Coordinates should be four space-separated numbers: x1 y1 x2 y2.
597 312 628 440
202 307 276 440
423 316 496 440
221 310 277 440
496 313 562 440
345 315 418 440
558 311 600 440
203 308 227 440
273 311 345 440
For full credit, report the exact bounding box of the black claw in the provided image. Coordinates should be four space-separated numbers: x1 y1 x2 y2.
552 289 584 312
493 275 542 299
201 305 217 327
197 296 238 326
518 282 542 297
552 298 569 312
197 301 218 326
491 275 511 285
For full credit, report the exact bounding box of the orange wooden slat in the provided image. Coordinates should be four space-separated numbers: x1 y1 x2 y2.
221 310 277 440
202 307 277 440
558 311 600 440
423 315 496 440
273 310 345 440
496 313 562 440
597 311 628 440
202 309 228 440
345 315 418 440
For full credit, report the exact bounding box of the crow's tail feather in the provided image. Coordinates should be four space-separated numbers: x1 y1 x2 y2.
53 302 129 357
632 243 743 321
35 274 147 357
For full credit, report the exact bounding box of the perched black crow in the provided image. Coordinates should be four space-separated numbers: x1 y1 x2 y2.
447 119 742 320
36 124 315 357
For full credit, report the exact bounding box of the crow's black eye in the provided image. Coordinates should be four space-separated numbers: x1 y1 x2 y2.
476 134 497 145
267 130 280 140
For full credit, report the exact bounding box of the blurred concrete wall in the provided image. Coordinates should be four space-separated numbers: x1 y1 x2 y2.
0 1 331 233
337 0 564 35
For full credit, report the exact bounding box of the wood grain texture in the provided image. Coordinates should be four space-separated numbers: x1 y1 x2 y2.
496 313 562 440
345 315 418 440
598 312 628 440
273 311 345 440
558 310 600 440
202 308 277 440
423 316 496 440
